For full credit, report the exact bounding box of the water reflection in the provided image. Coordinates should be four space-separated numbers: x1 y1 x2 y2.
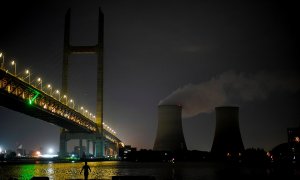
46 162 54 179
19 164 35 179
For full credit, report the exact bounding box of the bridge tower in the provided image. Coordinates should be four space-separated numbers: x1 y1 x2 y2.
59 8 104 158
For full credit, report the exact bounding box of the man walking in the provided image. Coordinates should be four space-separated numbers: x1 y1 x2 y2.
80 161 91 180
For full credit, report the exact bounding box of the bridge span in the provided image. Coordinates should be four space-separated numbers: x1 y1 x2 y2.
0 68 123 158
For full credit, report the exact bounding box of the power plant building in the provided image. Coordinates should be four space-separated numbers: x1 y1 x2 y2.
211 106 244 158
153 105 187 151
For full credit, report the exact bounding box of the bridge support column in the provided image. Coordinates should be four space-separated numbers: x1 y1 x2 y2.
58 131 106 159
92 141 96 157
87 140 90 156
59 132 67 157
79 138 83 158
115 142 119 157
95 138 104 158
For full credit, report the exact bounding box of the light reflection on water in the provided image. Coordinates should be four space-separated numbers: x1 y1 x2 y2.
0 161 121 180
0 161 281 180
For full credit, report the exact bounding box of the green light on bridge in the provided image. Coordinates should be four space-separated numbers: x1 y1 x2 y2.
28 91 40 105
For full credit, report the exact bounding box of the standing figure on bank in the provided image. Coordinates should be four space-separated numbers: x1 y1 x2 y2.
80 161 91 180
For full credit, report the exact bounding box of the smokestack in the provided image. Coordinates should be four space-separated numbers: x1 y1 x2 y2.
211 106 244 158
153 105 187 151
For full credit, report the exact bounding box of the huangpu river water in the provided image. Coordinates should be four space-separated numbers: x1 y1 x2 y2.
0 161 298 180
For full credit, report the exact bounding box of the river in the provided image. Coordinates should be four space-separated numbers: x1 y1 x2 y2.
0 161 298 180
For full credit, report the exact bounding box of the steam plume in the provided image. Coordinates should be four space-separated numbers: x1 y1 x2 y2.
159 71 300 118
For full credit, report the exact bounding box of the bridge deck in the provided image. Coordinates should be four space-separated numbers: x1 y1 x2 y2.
0 68 122 144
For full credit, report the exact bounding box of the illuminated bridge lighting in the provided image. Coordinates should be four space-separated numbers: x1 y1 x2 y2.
102 122 117 134
0 57 103 132
0 52 122 147
29 91 40 105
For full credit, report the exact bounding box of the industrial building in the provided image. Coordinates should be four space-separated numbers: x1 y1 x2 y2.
153 105 187 152
211 106 244 159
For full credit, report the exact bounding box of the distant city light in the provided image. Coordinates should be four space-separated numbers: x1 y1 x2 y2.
32 149 58 158
36 151 41 156
41 154 58 158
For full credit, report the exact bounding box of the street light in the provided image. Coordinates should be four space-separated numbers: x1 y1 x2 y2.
11 60 16 75
25 69 30 84
63 95 67 104
55 90 60 100
0 52 4 69
80 106 84 114
47 84 52 95
69 99 75 108
37 77 42 90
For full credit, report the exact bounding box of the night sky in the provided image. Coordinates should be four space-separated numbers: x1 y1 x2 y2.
0 0 299 154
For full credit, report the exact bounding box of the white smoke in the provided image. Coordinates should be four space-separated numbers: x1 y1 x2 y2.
159 70 300 118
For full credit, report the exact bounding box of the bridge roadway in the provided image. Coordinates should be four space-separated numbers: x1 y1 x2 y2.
0 68 122 157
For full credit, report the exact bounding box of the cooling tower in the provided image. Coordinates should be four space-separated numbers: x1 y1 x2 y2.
153 105 187 151
211 106 244 158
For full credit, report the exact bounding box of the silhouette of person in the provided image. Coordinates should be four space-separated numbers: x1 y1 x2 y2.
80 161 91 180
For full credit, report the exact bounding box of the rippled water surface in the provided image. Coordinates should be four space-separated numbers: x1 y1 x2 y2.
0 161 297 180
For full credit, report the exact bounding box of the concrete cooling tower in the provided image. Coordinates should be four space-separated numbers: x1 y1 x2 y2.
211 106 244 158
153 105 187 151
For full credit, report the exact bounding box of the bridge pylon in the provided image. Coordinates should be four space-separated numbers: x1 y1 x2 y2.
59 7 104 158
